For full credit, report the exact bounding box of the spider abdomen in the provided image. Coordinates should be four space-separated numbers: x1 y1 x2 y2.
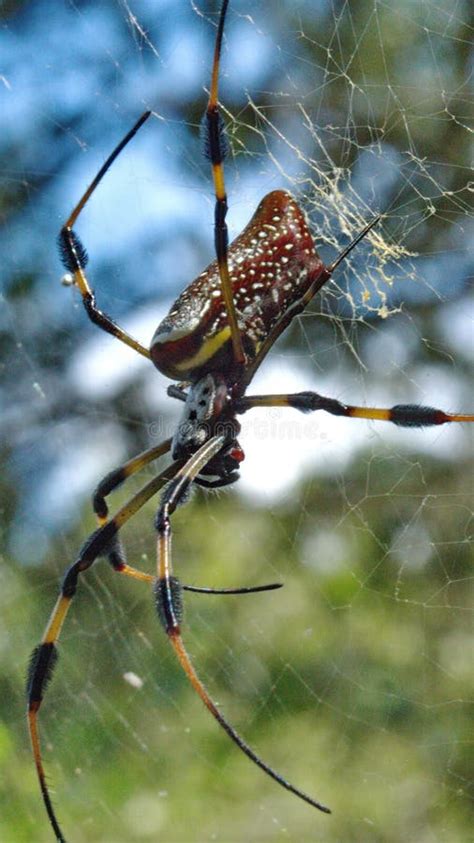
150 190 326 382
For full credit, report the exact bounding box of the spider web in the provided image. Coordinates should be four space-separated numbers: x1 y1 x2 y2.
1 1 472 842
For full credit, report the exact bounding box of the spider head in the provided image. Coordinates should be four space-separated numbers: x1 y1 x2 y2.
172 374 243 483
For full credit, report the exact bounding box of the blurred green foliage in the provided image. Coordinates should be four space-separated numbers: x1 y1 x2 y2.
2 446 473 842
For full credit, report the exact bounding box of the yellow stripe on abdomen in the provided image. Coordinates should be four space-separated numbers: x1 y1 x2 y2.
151 324 232 380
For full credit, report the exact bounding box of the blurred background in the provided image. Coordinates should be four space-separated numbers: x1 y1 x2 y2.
1 0 472 841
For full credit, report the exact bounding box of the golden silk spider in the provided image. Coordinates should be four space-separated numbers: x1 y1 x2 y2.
27 2 474 840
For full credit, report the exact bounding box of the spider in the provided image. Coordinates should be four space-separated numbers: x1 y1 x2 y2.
27 2 474 841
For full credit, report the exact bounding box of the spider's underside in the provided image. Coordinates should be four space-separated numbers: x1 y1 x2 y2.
27 2 474 841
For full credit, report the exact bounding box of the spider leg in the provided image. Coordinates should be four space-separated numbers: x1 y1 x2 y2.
123 569 283 597
58 111 152 359
237 392 474 427
27 460 181 843
167 384 188 402
193 473 239 489
154 435 330 814
91 436 278 593
203 0 245 367
93 438 173 523
28 446 282 839
89 437 173 584
184 582 283 595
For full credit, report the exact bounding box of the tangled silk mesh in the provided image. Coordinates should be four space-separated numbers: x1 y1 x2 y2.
3 2 472 842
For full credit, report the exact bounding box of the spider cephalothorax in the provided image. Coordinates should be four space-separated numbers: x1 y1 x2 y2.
172 373 243 487
28 2 474 841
